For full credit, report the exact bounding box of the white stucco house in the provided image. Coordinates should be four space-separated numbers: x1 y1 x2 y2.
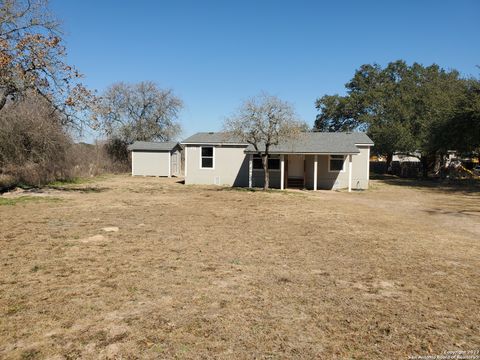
128 141 182 177
181 132 374 191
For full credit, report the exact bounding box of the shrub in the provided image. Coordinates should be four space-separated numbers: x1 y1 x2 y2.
0 94 129 189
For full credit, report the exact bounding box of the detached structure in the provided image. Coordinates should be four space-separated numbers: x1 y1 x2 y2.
128 141 182 177
182 132 373 191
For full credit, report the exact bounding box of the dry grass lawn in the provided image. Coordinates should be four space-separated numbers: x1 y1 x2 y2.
0 175 479 359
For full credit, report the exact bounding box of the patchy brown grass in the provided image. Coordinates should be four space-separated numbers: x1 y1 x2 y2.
0 175 479 359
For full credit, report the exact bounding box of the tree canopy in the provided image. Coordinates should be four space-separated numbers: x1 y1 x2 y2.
97 81 182 143
94 81 183 163
0 0 94 126
314 60 480 175
224 93 305 190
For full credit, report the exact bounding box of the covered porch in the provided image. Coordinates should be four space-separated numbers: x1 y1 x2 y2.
247 153 355 191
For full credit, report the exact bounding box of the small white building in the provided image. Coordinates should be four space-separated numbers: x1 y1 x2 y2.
128 141 182 177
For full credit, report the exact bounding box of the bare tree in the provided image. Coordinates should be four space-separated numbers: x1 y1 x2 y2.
0 92 72 185
0 0 94 126
95 81 183 162
224 93 305 190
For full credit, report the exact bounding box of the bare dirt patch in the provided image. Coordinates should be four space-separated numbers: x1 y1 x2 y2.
0 175 479 359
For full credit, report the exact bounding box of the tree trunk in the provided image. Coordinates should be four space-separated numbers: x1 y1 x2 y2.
385 152 393 173
262 153 269 190
0 94 8 112
421 155 429 178
439 154 447 179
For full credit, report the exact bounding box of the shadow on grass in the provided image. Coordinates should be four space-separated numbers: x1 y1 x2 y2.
47 186 109 193
372 173 480 195
423 208 480 217
213 186 308 196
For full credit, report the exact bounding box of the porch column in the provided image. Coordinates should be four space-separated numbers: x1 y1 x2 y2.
313 155 318 191
248 154 253 188
348 154 353 192
280 154 285 190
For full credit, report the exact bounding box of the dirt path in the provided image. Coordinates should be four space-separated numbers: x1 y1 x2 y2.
0 175 479 359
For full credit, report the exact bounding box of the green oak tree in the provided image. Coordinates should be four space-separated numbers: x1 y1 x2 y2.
314 60 475 176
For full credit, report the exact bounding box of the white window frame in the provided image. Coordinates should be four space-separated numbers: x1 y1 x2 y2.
252 154 281 172
200 146 215 169
328 154 346 172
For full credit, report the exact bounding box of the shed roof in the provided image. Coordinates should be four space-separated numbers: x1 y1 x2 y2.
182 131 373 154
127 141 179 151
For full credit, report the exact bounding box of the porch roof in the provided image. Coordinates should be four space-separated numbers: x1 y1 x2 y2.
244 132 372 154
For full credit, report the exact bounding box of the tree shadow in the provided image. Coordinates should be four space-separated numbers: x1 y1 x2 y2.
423 208 480 217
374 174 480 195
47 186 109 193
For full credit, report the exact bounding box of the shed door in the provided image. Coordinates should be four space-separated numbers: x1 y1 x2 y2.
171 152 178 176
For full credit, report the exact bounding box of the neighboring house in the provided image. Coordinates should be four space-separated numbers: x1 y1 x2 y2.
392 153 421 163
128 141 182 177
182 132 374 191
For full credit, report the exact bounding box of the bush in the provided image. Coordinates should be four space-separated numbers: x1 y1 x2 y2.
0 174 16 192
65 141 130 179
104 137 130 165
0 94 129 190
0 95 72 186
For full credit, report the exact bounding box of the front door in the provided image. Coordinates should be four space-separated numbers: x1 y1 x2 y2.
288 155 304 178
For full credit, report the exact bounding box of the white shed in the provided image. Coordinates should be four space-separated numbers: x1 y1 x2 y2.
128 141 182 177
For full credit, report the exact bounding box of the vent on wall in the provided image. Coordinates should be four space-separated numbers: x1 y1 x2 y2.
214 176 220 185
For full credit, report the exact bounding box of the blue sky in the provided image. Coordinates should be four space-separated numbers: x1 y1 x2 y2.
51 0 480 141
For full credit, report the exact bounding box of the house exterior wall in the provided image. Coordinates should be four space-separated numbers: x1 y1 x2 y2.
132 150 171 177
303 146 370 190
184 145 249 186
183 144 371 190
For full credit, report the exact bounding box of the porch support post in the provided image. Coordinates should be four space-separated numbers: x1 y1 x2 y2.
348 154 353 192
313 154 318 191
248 154 253 188
280 154 285 190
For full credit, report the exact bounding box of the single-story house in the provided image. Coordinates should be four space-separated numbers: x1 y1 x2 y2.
128 141 182 177
181 132 374 191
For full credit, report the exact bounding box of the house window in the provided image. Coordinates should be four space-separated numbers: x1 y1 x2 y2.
252 154 280 170
253 155 263 170
201 146 214 168
329 155 345 172
269 158 280 170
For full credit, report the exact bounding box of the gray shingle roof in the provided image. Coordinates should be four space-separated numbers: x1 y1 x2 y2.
182 131 373 154
181 132 243 144
246 132 373 154
127 141 179 151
